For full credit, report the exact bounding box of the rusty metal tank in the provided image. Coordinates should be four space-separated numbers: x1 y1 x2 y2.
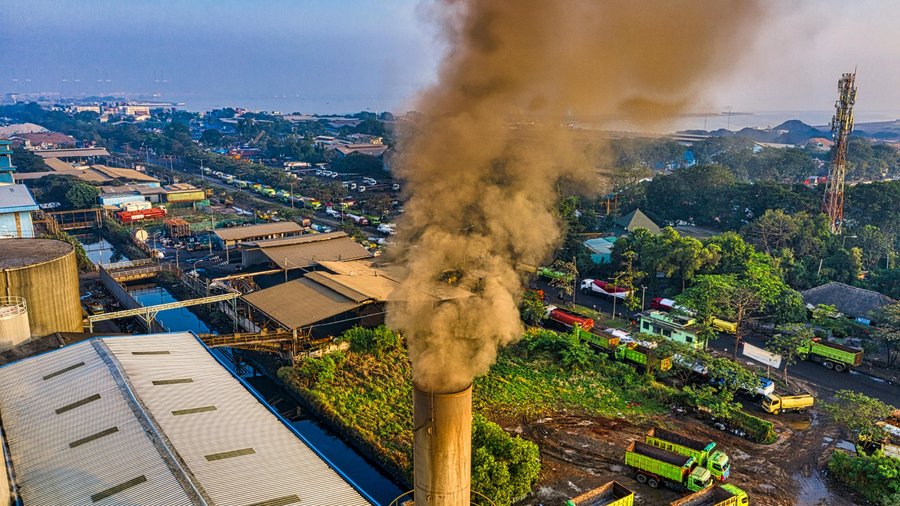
0 239 82 337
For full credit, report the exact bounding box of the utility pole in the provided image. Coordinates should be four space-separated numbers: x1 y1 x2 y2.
641 286 647 311
290 181 294 210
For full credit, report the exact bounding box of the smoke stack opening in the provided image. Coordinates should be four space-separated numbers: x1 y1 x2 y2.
413 382 473 506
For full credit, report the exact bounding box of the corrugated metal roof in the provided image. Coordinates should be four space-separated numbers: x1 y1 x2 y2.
0 184 39 211
33 147 110 158
91 165 159 183
0 332 372 505
214 222 303 242
0 340 194 505
42 157 77 172
306 270 399 302
242 278 363 329
248 231 348 247
259 235 371 270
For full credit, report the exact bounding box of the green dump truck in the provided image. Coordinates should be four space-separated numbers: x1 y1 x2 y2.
670 484 749 506
624 441 713 492
798 338 862 373
566 481 634 506
645 428 730 481
615 343 673 372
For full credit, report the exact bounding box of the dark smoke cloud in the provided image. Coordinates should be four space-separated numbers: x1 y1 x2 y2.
387 0 764 393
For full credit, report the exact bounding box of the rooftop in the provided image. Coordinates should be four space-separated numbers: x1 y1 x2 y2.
0 184 39 213
91 165 159 183
214 222 303 242
253 232 372 270
32 147 110 159
802 281 896 318
242 277 365 329
0 332 371 505
0 239 74 269
615 208 661 235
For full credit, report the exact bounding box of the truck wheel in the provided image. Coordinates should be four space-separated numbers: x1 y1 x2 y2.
834 363 846 373
798 353 808 361
635 473 648 484
824 361 834 370
647 478 660 489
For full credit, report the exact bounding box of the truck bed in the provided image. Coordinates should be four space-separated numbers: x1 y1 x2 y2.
569 481 634 506
632 442 691 466
670 485 740 506
648 428 708 452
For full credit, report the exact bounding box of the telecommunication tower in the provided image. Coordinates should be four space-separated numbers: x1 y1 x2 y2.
822 71 857 234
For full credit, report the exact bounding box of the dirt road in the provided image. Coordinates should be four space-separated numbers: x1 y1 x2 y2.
506 407 859 506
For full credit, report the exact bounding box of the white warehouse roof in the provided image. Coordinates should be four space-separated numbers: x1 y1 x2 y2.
0 332 372 506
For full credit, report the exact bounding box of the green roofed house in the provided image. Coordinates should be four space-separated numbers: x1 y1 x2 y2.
584 236 618 264
616 208 661 235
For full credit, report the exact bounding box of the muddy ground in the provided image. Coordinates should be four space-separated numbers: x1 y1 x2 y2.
502 399 861 506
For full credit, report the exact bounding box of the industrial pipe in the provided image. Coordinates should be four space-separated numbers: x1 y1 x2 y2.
413 382 472 506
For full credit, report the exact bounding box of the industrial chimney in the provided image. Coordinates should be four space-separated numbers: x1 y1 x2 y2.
413 382 472 505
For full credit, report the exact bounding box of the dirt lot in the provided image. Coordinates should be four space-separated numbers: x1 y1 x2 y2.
503 402 860 506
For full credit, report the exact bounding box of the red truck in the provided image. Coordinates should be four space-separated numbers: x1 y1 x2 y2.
546 306 594 331
117 207 167 224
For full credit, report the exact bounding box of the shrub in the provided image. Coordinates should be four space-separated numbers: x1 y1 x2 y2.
828 451 900 505
341 325 400 357
472 414 541 505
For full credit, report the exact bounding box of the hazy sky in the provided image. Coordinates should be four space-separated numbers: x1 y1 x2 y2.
2 0 899 119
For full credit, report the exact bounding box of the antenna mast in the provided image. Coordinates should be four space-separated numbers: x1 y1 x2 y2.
822 71 857 234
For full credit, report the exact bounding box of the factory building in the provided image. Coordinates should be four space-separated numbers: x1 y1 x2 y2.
243 260 468 337
0 185 39 238
0 139 16 184
240 231 372 270
0 332 373 505
0 239 82 337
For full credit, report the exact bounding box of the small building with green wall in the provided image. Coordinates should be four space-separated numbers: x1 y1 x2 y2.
638 310 705 349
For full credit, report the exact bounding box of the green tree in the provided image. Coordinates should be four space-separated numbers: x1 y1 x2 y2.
471 414 541 505
703 232 754 275
518 290 546 326
200 128 224 146
613 250 644 311
548 259 577 306
871 302 900 367
828 451 900 506
823 390 896 442
742 209 800 256
850 225 893 270
341 325 399 358
765 324 813 381
64 182 99 209
659 229 719 291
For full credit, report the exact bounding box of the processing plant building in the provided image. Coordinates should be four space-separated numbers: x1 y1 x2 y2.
0 332 372 505
0 238 82 338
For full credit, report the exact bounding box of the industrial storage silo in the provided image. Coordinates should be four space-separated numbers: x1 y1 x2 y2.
0 239 82 337
0 296 29 350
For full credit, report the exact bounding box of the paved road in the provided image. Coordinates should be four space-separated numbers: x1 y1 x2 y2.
708 333 900 406
537 278 900 406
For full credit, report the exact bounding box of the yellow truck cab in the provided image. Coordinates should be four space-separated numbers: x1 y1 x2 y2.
762 394 814 415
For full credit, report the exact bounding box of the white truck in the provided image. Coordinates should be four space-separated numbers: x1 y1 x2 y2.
120 201 152 212
377 223 396 235
580 279 631 299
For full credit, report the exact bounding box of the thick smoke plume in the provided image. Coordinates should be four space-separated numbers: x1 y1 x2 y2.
388 0 763 393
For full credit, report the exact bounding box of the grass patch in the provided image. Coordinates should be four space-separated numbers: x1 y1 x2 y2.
279 326 675 502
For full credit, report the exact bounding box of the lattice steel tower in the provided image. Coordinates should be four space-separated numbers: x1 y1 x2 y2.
822 71 857 234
